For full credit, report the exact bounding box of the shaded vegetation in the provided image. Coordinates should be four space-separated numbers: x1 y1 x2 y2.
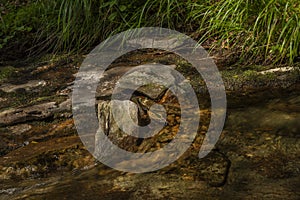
0 0 300 64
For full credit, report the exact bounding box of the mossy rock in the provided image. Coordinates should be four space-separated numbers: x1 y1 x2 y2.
0 66 16 82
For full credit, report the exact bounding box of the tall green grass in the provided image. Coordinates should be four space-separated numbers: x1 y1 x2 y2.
38 0 188 53
189 0 300 64
1 0 299 64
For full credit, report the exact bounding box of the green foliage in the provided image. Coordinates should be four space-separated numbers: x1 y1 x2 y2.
189 0 300 64
0 3 33 49
0 66 16 81
34 0 188 53
0 0 299 64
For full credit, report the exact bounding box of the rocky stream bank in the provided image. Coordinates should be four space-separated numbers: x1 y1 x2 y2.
0 52 299 199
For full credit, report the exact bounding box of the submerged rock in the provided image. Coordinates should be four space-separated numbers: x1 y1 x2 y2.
192 151 230 186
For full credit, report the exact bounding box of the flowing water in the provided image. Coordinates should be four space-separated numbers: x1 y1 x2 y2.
1 88 299 199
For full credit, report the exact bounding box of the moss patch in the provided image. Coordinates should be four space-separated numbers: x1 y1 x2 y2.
0 66 16 82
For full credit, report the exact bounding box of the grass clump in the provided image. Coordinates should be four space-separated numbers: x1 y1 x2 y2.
1 0 188 54
1 0 299 65
189 0 300 64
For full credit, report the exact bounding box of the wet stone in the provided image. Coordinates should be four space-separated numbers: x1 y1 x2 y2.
191 151 230 187
95 96 174 156
0 97 7 102
0 140 9 156
96 64 177 100
8 124 32 135
94 100 139 156
0 102 57 126
0 100 71 127
0 80 46 93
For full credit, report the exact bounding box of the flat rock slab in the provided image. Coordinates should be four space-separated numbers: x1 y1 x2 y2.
0 136 81 166
0 136 84 180
0 102 57 126
8 124 32 135
0 99 72 127
96 64 176 100
0 80 46 93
